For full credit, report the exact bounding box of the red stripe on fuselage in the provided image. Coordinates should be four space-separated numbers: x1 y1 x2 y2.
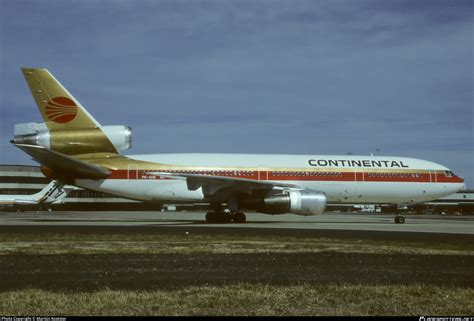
105 169 463 183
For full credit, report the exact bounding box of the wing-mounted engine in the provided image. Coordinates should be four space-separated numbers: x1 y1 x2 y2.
12 122 132 155
241 189 327 216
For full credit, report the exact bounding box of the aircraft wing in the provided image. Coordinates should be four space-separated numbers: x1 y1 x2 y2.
13 144 111 179
150 171 297 198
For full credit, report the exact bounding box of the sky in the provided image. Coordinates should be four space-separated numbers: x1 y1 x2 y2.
0 0 473 187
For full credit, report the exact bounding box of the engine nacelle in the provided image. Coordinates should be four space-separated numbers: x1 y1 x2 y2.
288 189 327 215
13 122 50 147
13 122 132 154
101 125 132 152
259 189 327 216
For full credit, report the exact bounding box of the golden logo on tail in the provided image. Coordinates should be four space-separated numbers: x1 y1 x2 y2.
45 97 77 123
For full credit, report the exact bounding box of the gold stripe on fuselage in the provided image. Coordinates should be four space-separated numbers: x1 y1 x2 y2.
75 153 439 174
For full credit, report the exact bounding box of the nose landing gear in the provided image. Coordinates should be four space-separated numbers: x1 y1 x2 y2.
394 215 405 224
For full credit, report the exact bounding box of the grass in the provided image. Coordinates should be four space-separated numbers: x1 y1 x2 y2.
1 284 473 316
1 232 472 315
0 232 473 256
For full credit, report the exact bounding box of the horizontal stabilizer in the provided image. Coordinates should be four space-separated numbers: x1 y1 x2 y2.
13 144 111 179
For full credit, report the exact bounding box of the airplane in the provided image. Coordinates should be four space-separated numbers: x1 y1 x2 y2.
0 180 70 212
11 68 465 224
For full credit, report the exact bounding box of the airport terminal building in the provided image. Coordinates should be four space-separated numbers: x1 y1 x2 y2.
1 164 472 214
0 164 159 211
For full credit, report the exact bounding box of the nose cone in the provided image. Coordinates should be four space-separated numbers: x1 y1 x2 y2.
455 175 465 192
448 182 465 196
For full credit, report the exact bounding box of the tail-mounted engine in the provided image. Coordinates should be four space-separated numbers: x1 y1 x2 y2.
12 122 132 155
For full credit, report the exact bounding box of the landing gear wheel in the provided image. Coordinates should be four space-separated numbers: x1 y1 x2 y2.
232 212 246 223
394 215 405 224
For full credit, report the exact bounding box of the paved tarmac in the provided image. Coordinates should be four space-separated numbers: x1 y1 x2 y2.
0 211 473 236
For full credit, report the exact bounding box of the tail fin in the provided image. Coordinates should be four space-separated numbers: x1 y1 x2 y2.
21 68 100 130
33 180 70 204
19 68 120 155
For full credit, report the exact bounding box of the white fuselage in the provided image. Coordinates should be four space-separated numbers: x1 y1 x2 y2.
74 154 465 206
0 194 41 207
0 180 67 207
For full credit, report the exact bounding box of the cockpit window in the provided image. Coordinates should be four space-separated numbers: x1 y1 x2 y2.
445 171 454 177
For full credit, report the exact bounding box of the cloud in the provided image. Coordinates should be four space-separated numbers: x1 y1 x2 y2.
0 0 472 186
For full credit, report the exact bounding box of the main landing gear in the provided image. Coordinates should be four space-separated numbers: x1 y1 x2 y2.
394 215 405 224
205 211 247 224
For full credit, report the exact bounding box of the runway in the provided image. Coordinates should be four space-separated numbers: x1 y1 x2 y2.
1 211 473 237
